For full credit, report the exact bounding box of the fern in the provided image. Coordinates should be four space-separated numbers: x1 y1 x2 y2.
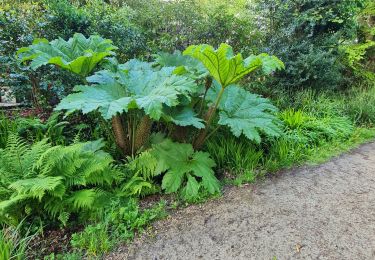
0 135 122 225
119 151 162 197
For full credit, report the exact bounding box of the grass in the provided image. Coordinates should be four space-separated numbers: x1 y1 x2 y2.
206 84 375 186
305 127 375 165
0 222 35 260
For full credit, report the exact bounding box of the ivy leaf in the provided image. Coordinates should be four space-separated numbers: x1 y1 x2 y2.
208 83 282 143
152 139 220 200
17 33 117 77
183 43 284 87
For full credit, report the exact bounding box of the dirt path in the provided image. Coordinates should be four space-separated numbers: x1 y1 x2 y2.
108 142 375 260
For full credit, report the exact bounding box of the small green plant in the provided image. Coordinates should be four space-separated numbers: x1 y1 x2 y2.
70 223 112 257
279 109 309 130
233 170 257 186
344 85 375 126
43 252 83 260
71 198 166 257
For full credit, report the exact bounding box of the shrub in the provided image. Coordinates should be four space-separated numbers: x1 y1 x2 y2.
253 0 368 90
19 37 283 157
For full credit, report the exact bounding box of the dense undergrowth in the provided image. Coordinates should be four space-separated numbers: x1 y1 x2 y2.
1 0 374 259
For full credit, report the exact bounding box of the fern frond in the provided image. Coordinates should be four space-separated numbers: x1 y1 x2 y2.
128 150 161 180
8 177 64 201
67 189 99 210
1 134 29 177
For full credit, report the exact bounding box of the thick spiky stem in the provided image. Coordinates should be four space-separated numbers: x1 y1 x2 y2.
133 115 153 153
111 114 130 155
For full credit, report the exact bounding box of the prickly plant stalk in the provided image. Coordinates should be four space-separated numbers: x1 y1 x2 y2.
134 115 153 152
111 115 130 155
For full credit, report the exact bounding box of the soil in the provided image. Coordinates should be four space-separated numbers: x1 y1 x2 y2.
28 225 82 259
107 141 375 260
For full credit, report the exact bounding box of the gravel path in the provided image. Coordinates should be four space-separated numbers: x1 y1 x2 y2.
108 142 375 260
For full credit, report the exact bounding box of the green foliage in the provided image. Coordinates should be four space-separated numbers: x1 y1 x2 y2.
56 61 198 121
121 151 161 197
206 135 263 175
82 0 146 61
71 198 166 257
343 85 375 125
340 40 375 82
0 223 34 260
2 1 375 257
264 109 355 171
152 139 220 200
208 83 282 143
17 33 117 77
179 44 283 148
279 109 310 130
183 43 284 88
70 223 111 257
43 252 82 260
253 0 369 90
0 135 122 225
44 0 91 39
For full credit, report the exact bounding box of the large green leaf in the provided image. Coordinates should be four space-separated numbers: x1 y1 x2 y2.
56 61 199 122
153 139 220 200
162 106 205 129
154 51 208 80
56 83 133 119
17 33 117 77
208 83 282 143
183 43 284 87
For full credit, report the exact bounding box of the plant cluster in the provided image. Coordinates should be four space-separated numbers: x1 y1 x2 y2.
0 0 374 258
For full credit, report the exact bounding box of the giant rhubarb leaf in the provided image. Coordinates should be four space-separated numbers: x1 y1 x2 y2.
17 33 117 77
207 83 282 143
154 51 208 80
161 106 205 129
183 43 284 87
56 60 198 121
152 139 220 200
